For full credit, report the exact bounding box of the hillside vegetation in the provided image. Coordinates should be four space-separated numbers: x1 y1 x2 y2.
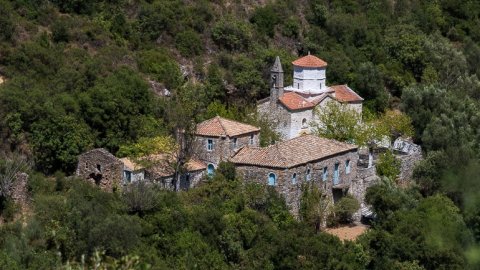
0 0 480 269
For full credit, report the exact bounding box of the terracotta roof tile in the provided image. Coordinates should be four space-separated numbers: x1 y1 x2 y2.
279 92 316 111
120 157 145 171
186 158 207 171
329 85 363 102
292 55 328 68
196 116 260 137
230 135 357 168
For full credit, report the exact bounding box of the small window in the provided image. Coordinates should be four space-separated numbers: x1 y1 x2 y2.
291 173 297 184
268 173 276 186
207 139 213 151
233 138 238 148
85 162 88 169
322 167 328 181
249 134 254 145
306 169 311 181
124 171 132 183
345 160 351 174
302 118 308 128
97 164 102 172
207 164 215 176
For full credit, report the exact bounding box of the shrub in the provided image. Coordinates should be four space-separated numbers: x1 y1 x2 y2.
217 162 236 181
330 195 360 225
250 5 279 37
175 30 203 56
52 20 70 43
212 18 252 51
137 50 183 89
376 150 401 181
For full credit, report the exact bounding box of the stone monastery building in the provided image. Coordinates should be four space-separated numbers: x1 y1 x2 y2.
258 54 363 140
77 54 421 220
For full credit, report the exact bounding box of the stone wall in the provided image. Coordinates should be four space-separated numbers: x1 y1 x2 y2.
193 132 260 166
396 151 423 184
154 170 205 191
235 150 359 216
76 148 124 192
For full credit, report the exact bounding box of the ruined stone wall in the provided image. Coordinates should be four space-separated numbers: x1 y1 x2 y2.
350 166 379 220
235 150 359 216
76 149 123 192
396 151 423 184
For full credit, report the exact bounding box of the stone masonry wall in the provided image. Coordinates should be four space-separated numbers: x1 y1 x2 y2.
193 133 260 167
76 149 124 192
235 150 359 216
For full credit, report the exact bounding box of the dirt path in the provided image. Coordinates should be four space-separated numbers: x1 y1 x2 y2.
325 224 369 241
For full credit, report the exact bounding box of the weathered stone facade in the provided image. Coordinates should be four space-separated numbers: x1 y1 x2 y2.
393 138 423 183
193 133 260 167
154 169 205 191
234 148 359 216
76 148 124 192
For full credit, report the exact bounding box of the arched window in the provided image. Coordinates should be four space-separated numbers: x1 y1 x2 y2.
291 173 297 184
207 164 215 176
302 118 308 128
268 173 276 186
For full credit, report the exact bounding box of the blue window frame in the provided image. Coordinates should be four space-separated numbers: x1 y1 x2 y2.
345 160 351 174
233 138 238 148
249 134 254 145
322 167 328 181
334 163 340 185
207 164 215 176
291 173 297 184
268 173 276 186
207 139 213 151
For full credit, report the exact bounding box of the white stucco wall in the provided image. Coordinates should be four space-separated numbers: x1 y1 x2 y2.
293 67 326 94
289 109 314 138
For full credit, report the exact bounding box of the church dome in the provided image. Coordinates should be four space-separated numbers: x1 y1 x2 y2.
292 54 328 68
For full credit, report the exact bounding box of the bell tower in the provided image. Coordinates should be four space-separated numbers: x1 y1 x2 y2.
270 56 284 107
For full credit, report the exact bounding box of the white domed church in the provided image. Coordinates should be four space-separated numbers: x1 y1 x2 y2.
257 54 363 140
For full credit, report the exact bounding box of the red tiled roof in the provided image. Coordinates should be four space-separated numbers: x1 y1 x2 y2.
279 92 316 111
292 55 328 68
329 85 363 102
186 158 207 171
196 116 260 137
230 135 357 168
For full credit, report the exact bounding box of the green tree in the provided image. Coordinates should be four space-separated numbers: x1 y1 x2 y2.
30 115 93 173
300 182 330 233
